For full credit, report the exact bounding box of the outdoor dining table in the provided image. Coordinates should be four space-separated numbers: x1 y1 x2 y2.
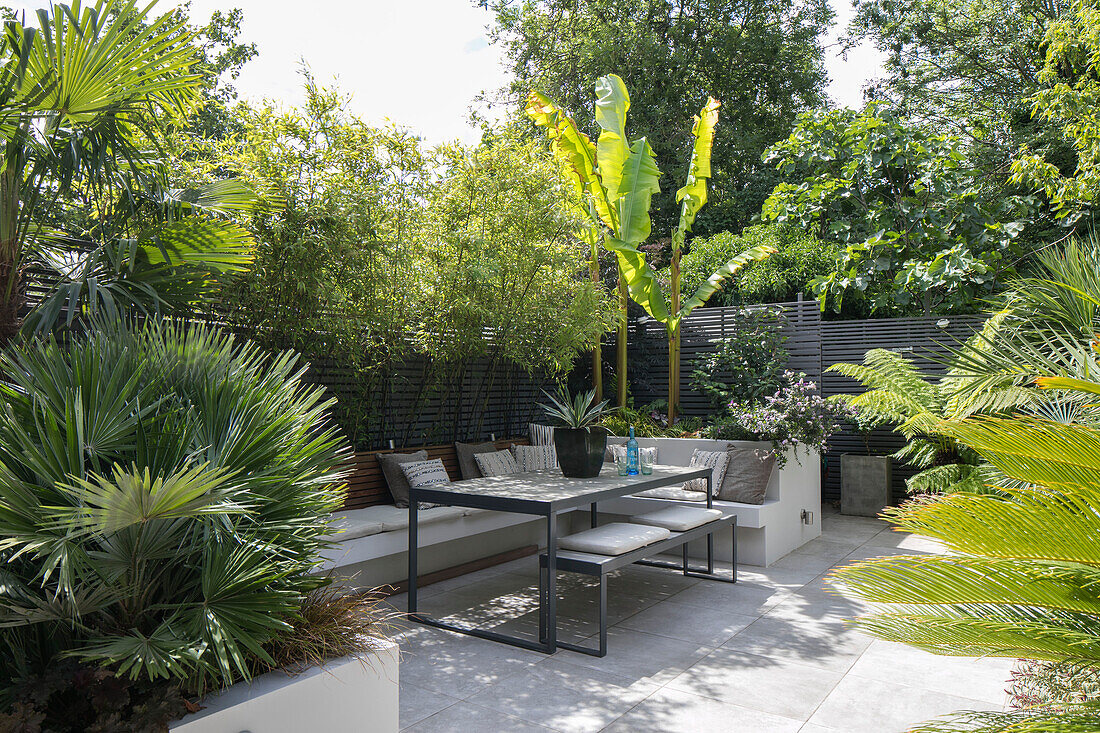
407 463 713 654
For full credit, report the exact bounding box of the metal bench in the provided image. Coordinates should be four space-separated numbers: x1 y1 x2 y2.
538 511 737 657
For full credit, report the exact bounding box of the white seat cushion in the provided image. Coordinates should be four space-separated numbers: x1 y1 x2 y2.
330 508 386 541
631 506 722 532
632 487 707 502
348 504 467 533
558 522 670 556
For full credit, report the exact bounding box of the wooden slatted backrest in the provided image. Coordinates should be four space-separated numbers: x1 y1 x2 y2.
340 437 530 510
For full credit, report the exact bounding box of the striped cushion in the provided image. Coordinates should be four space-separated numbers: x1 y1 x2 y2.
512 444 558 472
684 449 729 495
400 459 451 488
473 449 520 477
528 423 555 446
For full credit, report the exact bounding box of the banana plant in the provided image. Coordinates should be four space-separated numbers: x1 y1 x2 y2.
608 95 774 421
527 74 661 407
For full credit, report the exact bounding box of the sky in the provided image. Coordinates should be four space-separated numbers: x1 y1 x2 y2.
11 0 885 144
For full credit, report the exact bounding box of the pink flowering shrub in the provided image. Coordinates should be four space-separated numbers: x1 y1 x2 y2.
704 371 849 466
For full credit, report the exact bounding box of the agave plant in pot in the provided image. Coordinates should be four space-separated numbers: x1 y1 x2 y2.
541 388 613 478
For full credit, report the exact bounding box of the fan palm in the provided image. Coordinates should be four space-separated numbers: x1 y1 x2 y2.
0 0 251 339
0 320 350 694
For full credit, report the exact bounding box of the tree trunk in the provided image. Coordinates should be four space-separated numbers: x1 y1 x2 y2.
616 273 628 407
668 236 682 423
590 254 603 402
0 157 22 343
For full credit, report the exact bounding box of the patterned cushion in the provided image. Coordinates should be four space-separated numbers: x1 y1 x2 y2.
528 423 555 446
512 443 558 472
377 449 428 508
719 447 775 504
606 443 659 465
474 449 520 477
684 449 730 495
455 441 497 480
401 458 452 488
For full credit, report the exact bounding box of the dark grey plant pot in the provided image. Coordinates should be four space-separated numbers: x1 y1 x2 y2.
841 454 892 517
554 427 608 478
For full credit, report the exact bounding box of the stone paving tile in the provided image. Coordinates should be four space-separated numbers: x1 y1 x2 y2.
615 597 757 647
398 681 460 730
602 686 804 733
666 647 846 720
467 657 659 733
807 674 1001 733
402 700 560 732
393 508 1011 733
847 640 1013 705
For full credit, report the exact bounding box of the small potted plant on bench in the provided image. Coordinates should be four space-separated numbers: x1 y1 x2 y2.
541 388 613 478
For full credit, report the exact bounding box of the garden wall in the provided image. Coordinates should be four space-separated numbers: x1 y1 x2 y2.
623 301 985 505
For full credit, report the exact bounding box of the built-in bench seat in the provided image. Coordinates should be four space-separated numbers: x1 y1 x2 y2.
600 436 821 566
320 437 541 585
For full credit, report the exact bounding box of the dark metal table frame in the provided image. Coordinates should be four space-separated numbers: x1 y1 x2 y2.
407 465 718 655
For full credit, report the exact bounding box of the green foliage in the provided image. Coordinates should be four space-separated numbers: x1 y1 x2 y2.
599 404 702 438
0 321 350 695
827 349 983 494
180 77 614 446
1011 0 1100 217
762 104 1032 315
691 307 790 408
484 0 833 237
540 387 613 429
848 0 1066 165
0 661 188 732
678 225 841 308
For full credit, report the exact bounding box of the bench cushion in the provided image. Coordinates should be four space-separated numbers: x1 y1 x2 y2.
632 486 707 502
558 522 670 556
631 506 722 531
684 449 729 494
330 508 386 541
475 449 520 477
719 446 775 504
512 444 558 472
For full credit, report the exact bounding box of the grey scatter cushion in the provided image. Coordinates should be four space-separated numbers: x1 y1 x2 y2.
401 459 452 489
719 447 775 504
512 443 558 472
528 423 555 446
474 449 520 477
684 449 730 495
377 449 428 507
455 441 497 480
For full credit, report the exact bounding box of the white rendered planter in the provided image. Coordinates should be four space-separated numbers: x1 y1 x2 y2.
170 641 399 733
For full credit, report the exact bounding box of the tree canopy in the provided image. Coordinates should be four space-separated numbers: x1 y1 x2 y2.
481 0 833 238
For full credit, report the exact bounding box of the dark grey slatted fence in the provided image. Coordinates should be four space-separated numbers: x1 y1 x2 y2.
625 303 987 505
304 355 553 451
626 299 822 414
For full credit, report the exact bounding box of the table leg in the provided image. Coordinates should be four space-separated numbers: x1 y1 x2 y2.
546 511 558 652
590 502 598 529
408 499 418 615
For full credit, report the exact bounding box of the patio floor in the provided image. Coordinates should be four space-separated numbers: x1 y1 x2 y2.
388 508 1013 732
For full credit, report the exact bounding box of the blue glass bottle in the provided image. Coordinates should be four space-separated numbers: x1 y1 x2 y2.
626 426 639 475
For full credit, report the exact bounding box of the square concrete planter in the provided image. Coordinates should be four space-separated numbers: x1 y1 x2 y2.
841 454 892 517
170 641 398 733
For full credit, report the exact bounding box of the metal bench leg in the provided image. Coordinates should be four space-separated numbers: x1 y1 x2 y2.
682 542 689 576
597 574 608 657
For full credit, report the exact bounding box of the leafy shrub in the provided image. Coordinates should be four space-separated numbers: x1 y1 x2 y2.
0 662 188 733
0 321 352 697
678 225 839 307
691 306 790 408
601 404 703 438
1009 660 1100 713
705 372 847 466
